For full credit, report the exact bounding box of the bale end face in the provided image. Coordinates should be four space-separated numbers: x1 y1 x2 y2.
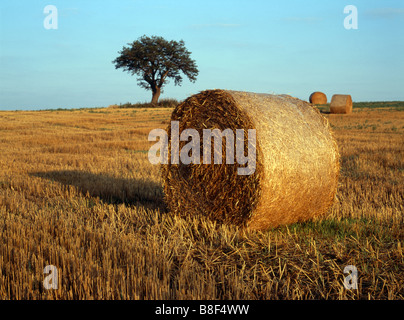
309 91 327 105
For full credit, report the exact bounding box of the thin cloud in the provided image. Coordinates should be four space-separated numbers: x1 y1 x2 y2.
365 7 404 19
58 7 80 18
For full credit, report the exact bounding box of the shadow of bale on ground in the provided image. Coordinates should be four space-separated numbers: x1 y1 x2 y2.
31 170 166 211
319 109 331 114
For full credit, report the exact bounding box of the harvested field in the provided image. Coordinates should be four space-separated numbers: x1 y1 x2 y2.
0 103 403 299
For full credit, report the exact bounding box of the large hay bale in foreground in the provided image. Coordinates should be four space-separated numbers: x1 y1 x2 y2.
330 94 353 114
309 91 327 104
161 90 340 231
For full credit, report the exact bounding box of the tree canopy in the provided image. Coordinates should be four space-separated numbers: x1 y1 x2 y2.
113 35 198 104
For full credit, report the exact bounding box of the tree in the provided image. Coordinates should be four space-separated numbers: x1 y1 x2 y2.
113 35 198 105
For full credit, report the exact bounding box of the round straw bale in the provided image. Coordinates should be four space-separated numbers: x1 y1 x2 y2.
309 91 327 104
330 94 353 114
161 90 340 231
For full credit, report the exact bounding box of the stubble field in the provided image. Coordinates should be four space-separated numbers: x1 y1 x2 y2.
0 102 403 299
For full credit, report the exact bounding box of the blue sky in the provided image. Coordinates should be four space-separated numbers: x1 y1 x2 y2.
0 0 403 110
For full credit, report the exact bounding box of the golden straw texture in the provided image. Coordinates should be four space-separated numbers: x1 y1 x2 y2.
330 94 353 114
161 90 340 231
309 91 327 104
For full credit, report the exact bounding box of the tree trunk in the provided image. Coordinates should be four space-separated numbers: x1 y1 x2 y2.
151 86 161 105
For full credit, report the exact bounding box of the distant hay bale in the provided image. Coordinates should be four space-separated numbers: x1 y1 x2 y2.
161 90 340 231
309 91 327 104
330 94 353 114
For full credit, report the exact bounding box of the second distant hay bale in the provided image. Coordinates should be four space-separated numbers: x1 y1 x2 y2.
161 89 340 231
309 91 327 104
330 94 353 114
